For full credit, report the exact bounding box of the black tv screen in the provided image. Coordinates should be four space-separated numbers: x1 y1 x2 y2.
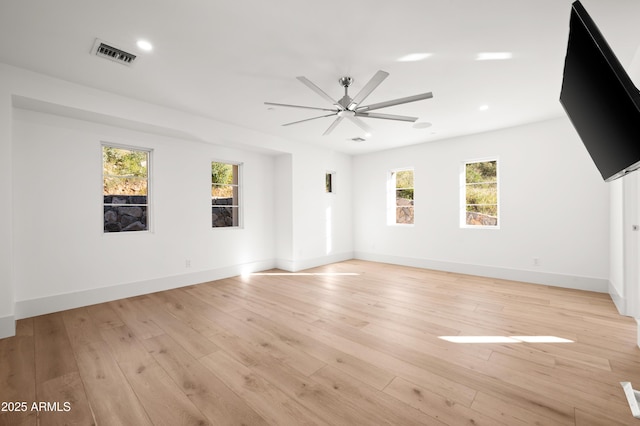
560 1 640 182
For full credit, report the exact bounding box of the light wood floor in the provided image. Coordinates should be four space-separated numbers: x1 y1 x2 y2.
2 260 640 425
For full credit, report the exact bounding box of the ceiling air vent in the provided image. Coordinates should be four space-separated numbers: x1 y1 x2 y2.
91 39 137 66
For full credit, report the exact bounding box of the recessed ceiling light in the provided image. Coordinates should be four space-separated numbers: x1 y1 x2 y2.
136 40 153 52
397 53 432 62
479 105 489 111
476 52 512 61
412 122 432 129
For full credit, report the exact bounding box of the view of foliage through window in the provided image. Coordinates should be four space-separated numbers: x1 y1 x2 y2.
212 162 234 197
103 146 148 195
465 160 498 226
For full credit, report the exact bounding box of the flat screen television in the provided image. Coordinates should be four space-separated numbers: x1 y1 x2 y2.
560 0 640 182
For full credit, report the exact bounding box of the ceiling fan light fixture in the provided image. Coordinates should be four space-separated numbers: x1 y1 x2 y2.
337 110 355 118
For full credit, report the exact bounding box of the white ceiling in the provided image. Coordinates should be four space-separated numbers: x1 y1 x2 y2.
1 0 639 154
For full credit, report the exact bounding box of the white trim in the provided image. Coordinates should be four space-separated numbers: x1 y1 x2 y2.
276 251 354 272
609 279 627 315
354 251 608 293
14 259 274 320
0 315 16 339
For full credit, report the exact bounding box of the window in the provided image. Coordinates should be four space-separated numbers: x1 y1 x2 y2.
325 171 335 193
103 144 150 232
212 161 241 227
462 159 498 227
389 168 414 225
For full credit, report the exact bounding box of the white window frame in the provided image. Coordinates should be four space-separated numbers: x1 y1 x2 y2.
211 160 243 229
102 142 152 234
387 167 415 226
460 157 499 229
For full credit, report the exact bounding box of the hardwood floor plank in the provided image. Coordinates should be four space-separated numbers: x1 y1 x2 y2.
200 350 327 426
470 391 572 425
259 304 479 407
311 365 446 425
189 297 326 377
33 314 79 384
32 313 96 425
384 376 507 426
574 407 634 426
85 303 125 329
136 296 219 359
0 332 36 426
227 307 394 390
142 334 269 426
61 309 153 426
100 325 211 426
108 297 164 340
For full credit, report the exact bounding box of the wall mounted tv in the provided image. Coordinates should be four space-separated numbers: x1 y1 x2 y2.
560 0 640 182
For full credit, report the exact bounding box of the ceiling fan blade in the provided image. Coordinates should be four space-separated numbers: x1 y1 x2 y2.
347 116 373 134
358 92 433 112
265 102 336 112
297 76 344 110
323 116 344 135
349 70 389 109
355 112 418 122
282 113 336 127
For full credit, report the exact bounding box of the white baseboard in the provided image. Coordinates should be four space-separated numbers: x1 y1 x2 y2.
354 252 609 293
276 251 354 272
609 280 627 315
0 314 16 339
14 259 275 320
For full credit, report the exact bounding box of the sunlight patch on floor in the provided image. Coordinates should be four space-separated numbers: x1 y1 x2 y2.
243 272 360 277
439 335 574 343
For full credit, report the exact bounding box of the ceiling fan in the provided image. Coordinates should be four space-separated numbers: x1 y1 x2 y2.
265 70 433 136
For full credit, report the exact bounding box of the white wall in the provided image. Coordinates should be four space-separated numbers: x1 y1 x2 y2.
12 109 276 318
275 153 293 267
0 88 14 337
289 148 354 271
353 118 610 292
610 172 640 319
609 178 625 309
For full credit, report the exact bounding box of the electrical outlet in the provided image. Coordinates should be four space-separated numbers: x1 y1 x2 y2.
533 258 540 267
185 259 191 268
